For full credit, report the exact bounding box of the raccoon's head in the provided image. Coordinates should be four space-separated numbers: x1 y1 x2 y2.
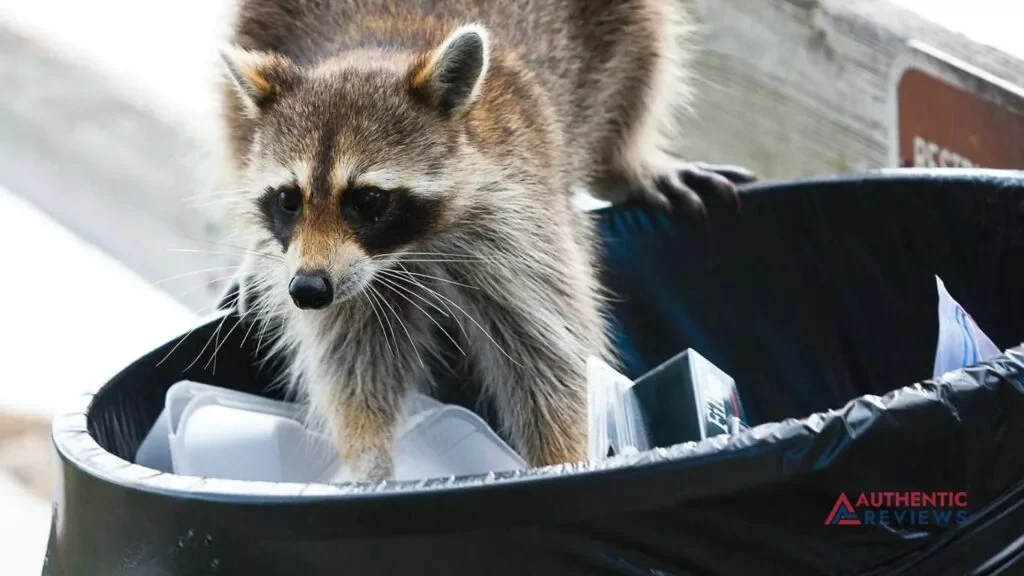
221 24 491 310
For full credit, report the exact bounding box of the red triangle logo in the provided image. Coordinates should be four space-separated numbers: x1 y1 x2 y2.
824 493 862 526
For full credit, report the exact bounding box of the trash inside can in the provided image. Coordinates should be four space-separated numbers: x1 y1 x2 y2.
45 169 1024 575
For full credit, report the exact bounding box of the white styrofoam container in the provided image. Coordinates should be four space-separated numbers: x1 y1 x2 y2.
139 381 527 483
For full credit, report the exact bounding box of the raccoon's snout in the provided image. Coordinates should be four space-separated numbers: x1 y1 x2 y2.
333 273 365 301
289 272 334 310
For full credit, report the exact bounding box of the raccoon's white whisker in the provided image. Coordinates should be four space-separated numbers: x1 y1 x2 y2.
371 251 476 256
173 273 242 301
254 297 282 358
255 317 272 358
385 268 478 290
240 304 266 350
227 296 272 347
245 288 278 325
362 291 395 357
177 272 238 291
380 258 492 265
180 238 284 262
375 270 451 318
209 266 284 293
367 285 399 361
389 266 468 339
204 308 254 372
370 254 495 263
380 269 520 367
376 275 465 356
369 252 489 259
211 311 241 374
371 282 425 369
381 255 489 261
152 266 242 286
209 318 232 373
156 321 208 368
184 312 233 373
166 248 283 262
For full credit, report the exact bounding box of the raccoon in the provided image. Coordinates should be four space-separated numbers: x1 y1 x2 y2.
218 0 754 481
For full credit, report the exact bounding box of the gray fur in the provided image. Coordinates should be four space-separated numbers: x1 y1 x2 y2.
218 0 732 481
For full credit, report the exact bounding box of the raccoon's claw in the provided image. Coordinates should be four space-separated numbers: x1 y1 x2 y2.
687 162 758 186
639 162 757 220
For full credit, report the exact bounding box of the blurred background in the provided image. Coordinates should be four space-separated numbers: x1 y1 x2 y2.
0 0 1020 572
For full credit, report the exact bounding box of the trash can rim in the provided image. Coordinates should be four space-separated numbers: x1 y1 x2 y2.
50 357 748 503
51 334 1024 509
731 168 1024 195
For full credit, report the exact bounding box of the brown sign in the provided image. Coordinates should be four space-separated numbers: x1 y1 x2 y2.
897 64 1024 169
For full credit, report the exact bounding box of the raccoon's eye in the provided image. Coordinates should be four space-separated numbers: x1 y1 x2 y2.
277 186 302 214
345 187 389 220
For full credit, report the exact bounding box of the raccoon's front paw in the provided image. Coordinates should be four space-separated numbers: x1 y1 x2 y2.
639 162 757 218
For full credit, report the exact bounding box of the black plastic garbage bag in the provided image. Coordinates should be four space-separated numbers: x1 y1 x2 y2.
45 169 1024 575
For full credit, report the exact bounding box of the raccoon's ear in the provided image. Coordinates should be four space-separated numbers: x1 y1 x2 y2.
410 24 490 117
220 45 297 115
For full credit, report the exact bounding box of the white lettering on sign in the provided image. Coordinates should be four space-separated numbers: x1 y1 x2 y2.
705 395 729 434
913 136 977 168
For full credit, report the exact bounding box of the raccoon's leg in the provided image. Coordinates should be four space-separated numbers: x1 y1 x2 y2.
587 2 756 216
450 238 606 467
301 295 431 482
469 308 591 467
331 388 403 482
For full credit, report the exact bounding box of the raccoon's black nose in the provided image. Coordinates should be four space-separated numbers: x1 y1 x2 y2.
289 273 333 310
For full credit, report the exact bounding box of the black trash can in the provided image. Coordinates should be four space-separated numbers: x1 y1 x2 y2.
45 169 1024 576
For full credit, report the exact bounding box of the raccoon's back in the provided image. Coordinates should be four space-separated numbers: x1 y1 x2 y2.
231 0 664 129
232 0 632 64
